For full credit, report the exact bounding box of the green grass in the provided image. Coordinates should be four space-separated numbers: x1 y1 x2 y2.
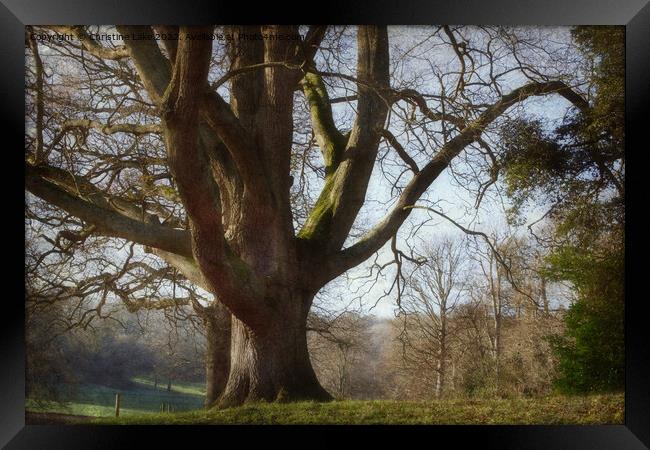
130 376 206 397
26 377 206 418
27 379 624 425
93 393 624 425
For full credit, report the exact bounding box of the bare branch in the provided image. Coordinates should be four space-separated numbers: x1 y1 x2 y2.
60 119 161 136
26 164 193 257
51 26 130 60
381 129 420 174
161 26 264 321
328 80 590 279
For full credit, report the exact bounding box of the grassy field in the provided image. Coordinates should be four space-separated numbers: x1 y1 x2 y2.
90 393 624 425
27 380 623 425
26 377 206 418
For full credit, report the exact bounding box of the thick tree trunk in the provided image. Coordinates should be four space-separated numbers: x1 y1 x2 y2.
204 303 232 408
218 294 332 407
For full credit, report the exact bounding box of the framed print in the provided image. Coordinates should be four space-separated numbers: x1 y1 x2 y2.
4 0 649 448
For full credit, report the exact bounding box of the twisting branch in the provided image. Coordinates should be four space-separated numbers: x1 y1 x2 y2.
161 26 264 323
381 129 420 174
51 26 130 60
395 89 467 129
26 164 193 258
442 26 468 99
60 119 161 136
300 70 347 176
327 80 590 281
115 25 172 103
298 26 391 255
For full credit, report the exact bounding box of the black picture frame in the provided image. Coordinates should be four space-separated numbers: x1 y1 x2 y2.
4 1 649 448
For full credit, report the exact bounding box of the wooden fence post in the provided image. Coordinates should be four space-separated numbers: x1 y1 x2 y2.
114 393 121 417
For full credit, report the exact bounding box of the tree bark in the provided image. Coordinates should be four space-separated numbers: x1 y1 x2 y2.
218 292 332 407
204 303 232 408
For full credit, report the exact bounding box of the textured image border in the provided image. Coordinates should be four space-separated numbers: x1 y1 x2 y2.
5 1 649 447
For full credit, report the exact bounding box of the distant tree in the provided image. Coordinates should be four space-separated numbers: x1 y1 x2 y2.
397 237 467 398
143 313 206 393
308 311 383 399
497 26 624 393
546 240 624 393
468 234 522 392
25 293 79 404
496 26 625 392
498 26 624 228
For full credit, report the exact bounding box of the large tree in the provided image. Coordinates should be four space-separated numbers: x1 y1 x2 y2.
25 25 595 406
